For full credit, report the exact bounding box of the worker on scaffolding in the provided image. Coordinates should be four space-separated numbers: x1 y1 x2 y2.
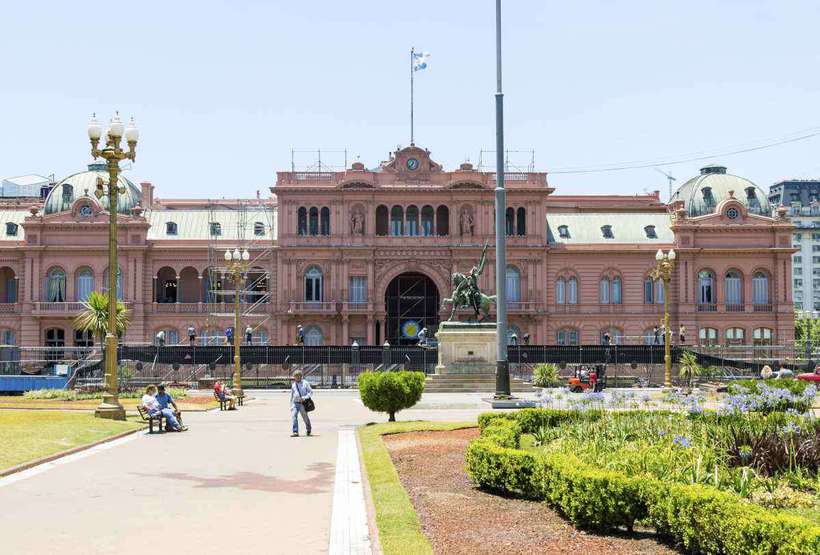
225 326 234 346
187 324 196 347
245 325 253 345
296 324 305 346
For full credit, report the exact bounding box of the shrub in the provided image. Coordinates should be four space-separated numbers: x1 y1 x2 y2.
359 371 425 421
532 363 562 388
730 378 808 396
466 408 820 555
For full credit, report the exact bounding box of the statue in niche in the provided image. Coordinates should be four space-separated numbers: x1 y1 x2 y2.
459 207 474 236
350 211 364 235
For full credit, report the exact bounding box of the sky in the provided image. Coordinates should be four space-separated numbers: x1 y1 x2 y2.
1 0 820 200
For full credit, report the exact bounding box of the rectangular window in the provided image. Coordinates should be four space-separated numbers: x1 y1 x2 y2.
795 279 804 288
795 233 803 241
814 256 820 264
813 233 820 241
813 246 820 252
643 278 653 304
814 279 820 290
794 256 802 264
599 279 610 304
349 277 367 303
568 278 577 304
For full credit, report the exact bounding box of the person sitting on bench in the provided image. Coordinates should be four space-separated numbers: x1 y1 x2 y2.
156 383 183 429
141 384 187 431
214 381 237 410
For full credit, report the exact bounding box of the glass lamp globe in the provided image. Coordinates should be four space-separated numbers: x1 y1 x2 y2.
668 249 676 260
125 117 139 142
655 249 663 261
241 249 250 261
109 112 125 137
232 248 241 261
224 249 232 261
87 114 102 140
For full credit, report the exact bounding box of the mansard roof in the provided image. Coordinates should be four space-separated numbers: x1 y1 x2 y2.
547 212 673 244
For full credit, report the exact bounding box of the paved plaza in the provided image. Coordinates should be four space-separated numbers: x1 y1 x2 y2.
0 390 505 555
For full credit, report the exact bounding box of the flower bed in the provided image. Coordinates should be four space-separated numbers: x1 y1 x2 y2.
467 408 820 554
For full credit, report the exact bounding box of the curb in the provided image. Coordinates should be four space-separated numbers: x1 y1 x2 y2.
0 425 146 478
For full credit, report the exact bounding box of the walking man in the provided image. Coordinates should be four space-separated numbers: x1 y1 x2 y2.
290 370 313 437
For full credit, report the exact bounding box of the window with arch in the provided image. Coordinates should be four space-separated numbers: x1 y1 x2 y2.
697 270 716 307
200 329 222 346
753 327 773 345
253 328 269 346
557 328 579 345
390 206 403 236
421 205 434 236
309 207 319 236
375 205 388 236
75 268 94 302
724 270 743 309
752 271 770 307
516 207 526 236
555 277 566 305
567 276 578 304
320 207 330 236
598 274 622 304
166 222 178 235
158 328 179 345
297 207 308 235
304 266 323 302
74 329 94 348
505 207 515 236
254 221 265 236
725 327 745 345
406 205 420 236
699 327 718 346
507 325 522 345
305 325 323 346
103 268 124 301
46 267 66 302
643 328 658 345
45 328 65 361
644 277 664 304
436 205 449 236
506 266 521 303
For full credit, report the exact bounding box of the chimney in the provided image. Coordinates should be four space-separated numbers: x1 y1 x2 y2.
140 182 154 209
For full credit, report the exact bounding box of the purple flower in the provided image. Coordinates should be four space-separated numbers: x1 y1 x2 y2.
673 435 691 448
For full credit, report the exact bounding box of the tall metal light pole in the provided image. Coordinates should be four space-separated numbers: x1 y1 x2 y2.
224 247 250 395
650 248 676 388
88 112 138 421
493 0 510 398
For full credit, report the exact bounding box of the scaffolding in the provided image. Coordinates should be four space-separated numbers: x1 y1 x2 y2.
204 198 276 344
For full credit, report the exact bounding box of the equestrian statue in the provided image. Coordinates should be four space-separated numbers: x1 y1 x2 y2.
441 242 496 321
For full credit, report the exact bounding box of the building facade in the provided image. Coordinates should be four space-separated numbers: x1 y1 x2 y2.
0 145 796 350
768 179 820 313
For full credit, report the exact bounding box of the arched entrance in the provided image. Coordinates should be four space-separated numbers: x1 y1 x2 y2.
385 272 440 346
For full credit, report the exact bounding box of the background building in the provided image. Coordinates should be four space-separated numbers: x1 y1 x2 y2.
0 145 795 349
768 179 820 313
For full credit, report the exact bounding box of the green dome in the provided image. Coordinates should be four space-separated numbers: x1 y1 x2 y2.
671 165 770 217
44 162 142 215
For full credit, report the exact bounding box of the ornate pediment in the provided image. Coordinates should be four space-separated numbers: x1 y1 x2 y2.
380 144 442 180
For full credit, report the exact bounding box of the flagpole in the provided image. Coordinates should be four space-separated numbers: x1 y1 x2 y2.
410 47 415 145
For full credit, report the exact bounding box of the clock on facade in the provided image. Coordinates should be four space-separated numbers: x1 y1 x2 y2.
726 207 739 220
79 205 93 217
406 157 420 171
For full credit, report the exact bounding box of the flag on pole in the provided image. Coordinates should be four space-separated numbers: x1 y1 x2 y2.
412 51 431 71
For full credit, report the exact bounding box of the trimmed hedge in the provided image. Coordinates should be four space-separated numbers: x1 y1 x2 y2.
467 409 820 555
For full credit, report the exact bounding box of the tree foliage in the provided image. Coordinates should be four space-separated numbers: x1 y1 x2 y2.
359 371 425 422
73 291 130 342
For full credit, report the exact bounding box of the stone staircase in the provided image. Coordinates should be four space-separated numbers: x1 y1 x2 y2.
424 373 534 393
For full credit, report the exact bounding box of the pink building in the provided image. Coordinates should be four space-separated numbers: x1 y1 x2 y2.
0 146 794 350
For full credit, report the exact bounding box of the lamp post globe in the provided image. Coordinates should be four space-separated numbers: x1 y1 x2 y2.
109 112 124 137
87 114 102 140
125 117 139 143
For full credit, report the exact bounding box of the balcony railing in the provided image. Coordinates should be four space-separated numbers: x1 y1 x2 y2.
288 301 338 314
753 303 773 312
0 303 18 313
33 302 86 313
726 303 744 313
697 303 718 312
552 304 580 314
344 301 369 312
506 301 544 313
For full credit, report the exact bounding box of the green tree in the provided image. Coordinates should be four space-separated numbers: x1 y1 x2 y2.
678 351 702 389
359 371 425 421
73 291 130 346
795 314 820 357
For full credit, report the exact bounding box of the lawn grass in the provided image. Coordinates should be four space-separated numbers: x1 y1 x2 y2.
358 421 475 555
0 396 219 412
0 410 143 471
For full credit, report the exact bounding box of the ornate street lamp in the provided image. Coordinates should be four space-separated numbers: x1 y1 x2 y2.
88 112 138 420
650 248 676 388
224 247 250 395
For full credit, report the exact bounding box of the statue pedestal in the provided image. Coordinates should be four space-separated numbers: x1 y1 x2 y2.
435 321 497 375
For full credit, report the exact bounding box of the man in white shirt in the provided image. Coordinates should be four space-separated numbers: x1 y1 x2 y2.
290 371 313 437
141 384 186 431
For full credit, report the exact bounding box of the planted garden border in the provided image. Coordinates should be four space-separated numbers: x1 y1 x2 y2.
467 409 820 555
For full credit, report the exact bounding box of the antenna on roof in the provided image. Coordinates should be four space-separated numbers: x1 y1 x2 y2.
655 168 677 203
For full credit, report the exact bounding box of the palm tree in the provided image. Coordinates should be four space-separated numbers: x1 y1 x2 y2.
678 351 702 390
74 291 130 346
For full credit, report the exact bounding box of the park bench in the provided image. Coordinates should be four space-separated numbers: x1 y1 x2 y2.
213 390 244 410
137 405 166 434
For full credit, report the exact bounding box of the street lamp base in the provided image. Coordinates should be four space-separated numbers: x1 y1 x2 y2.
95 399 126 421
